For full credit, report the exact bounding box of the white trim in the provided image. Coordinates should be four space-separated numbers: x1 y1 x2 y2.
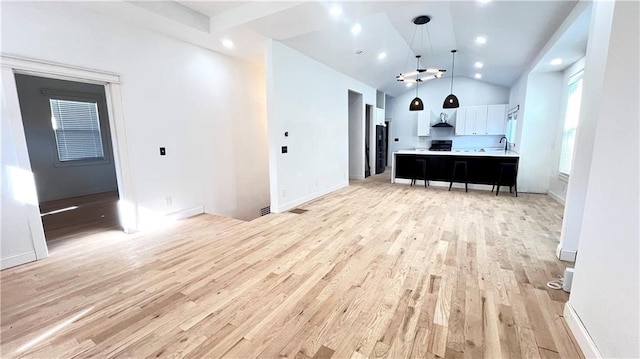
2 54 121 84
1 67 49 262
1 252 37 270
556 243 578 262
548 190 566 205
558 173 570 183
273 181 348 213
167 206 204 220
563 303 602 358
104 83 137 233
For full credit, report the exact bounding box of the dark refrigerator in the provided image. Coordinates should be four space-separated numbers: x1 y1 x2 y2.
375 125 387 174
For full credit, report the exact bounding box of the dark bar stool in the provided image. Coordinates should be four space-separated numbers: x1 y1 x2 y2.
411 158 428 188
493 162 518 196
449 160 468 192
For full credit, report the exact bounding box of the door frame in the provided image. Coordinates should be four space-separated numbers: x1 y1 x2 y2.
2 54 138 261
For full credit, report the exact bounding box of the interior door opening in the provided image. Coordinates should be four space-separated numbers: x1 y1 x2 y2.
15 74 121 251
365 104 373 178
347 90 364 180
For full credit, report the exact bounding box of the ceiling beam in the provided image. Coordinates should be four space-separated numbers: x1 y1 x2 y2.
209 1 307 34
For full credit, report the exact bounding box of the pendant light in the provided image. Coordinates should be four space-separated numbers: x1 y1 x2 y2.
443 49 460 108
409 55 424 111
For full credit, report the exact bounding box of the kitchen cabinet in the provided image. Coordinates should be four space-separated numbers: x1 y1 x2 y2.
455 108 466 135
393 152 519 186
456 106 488 135
417 108 432 136
455 104 507 135
486 104 508 135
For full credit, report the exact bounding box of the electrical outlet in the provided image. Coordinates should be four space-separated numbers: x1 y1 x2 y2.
315 180 318 187
165 197 172 206
282 190 286 197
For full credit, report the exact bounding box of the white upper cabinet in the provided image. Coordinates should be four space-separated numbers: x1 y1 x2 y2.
473 106 488 135
486 104 508 135
417 108 431 136
455 104 507 136
456 106 487 135
455 108 466 135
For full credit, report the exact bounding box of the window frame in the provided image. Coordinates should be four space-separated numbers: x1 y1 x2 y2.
558 71 584 177
41 88 113 168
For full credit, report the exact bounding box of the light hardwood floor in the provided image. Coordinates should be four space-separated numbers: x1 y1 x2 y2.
1 173 583 358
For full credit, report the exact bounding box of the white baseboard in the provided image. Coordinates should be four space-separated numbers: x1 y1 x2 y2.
556 243 578 262
167 206 204 220
1 251 37 270
563 303 602 358
548 190 566 205
273 181 348 213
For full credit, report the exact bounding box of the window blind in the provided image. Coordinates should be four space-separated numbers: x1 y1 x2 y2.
559 73 584 176
49 99 105 162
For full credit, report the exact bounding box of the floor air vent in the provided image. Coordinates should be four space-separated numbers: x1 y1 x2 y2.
260 206 270 216
289 208 308 214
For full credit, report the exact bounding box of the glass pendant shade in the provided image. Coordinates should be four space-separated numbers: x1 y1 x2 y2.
443 94 459 108
410 97 424 111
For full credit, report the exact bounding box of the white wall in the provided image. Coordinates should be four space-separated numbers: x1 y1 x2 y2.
547 57 586 204
1 1 269 267
265 41 376 213
348 91 364 179
507 2 592 197
517 72 563 193
557 1 614 259
567 2 639 357
386 77 510 160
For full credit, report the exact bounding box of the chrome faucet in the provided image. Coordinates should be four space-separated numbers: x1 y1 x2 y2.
500 136 508 152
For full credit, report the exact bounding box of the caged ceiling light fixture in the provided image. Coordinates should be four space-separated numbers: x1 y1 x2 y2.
395 15 446 111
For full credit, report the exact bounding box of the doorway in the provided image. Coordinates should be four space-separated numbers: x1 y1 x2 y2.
15 74 120 247
365 104 373 178
348 90 364 179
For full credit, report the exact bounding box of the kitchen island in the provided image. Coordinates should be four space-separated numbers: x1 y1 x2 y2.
391 150 520 189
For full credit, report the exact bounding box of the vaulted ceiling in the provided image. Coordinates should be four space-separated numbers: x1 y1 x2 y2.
88 1 583 96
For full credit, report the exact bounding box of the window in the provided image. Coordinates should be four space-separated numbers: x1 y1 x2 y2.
49 98 105 162
559 71 584 176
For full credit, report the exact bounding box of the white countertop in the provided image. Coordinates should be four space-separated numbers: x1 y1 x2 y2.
394 149 520 158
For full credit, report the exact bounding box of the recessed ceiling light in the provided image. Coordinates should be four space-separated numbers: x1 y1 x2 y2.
378 52 387 60
351 23 362 35
551 58 563 66
477 0 492 3
329 5 343 17
474 73 482 79
474 61 484 68
475 36 487 45
221 38 234 49
406 82 413 87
